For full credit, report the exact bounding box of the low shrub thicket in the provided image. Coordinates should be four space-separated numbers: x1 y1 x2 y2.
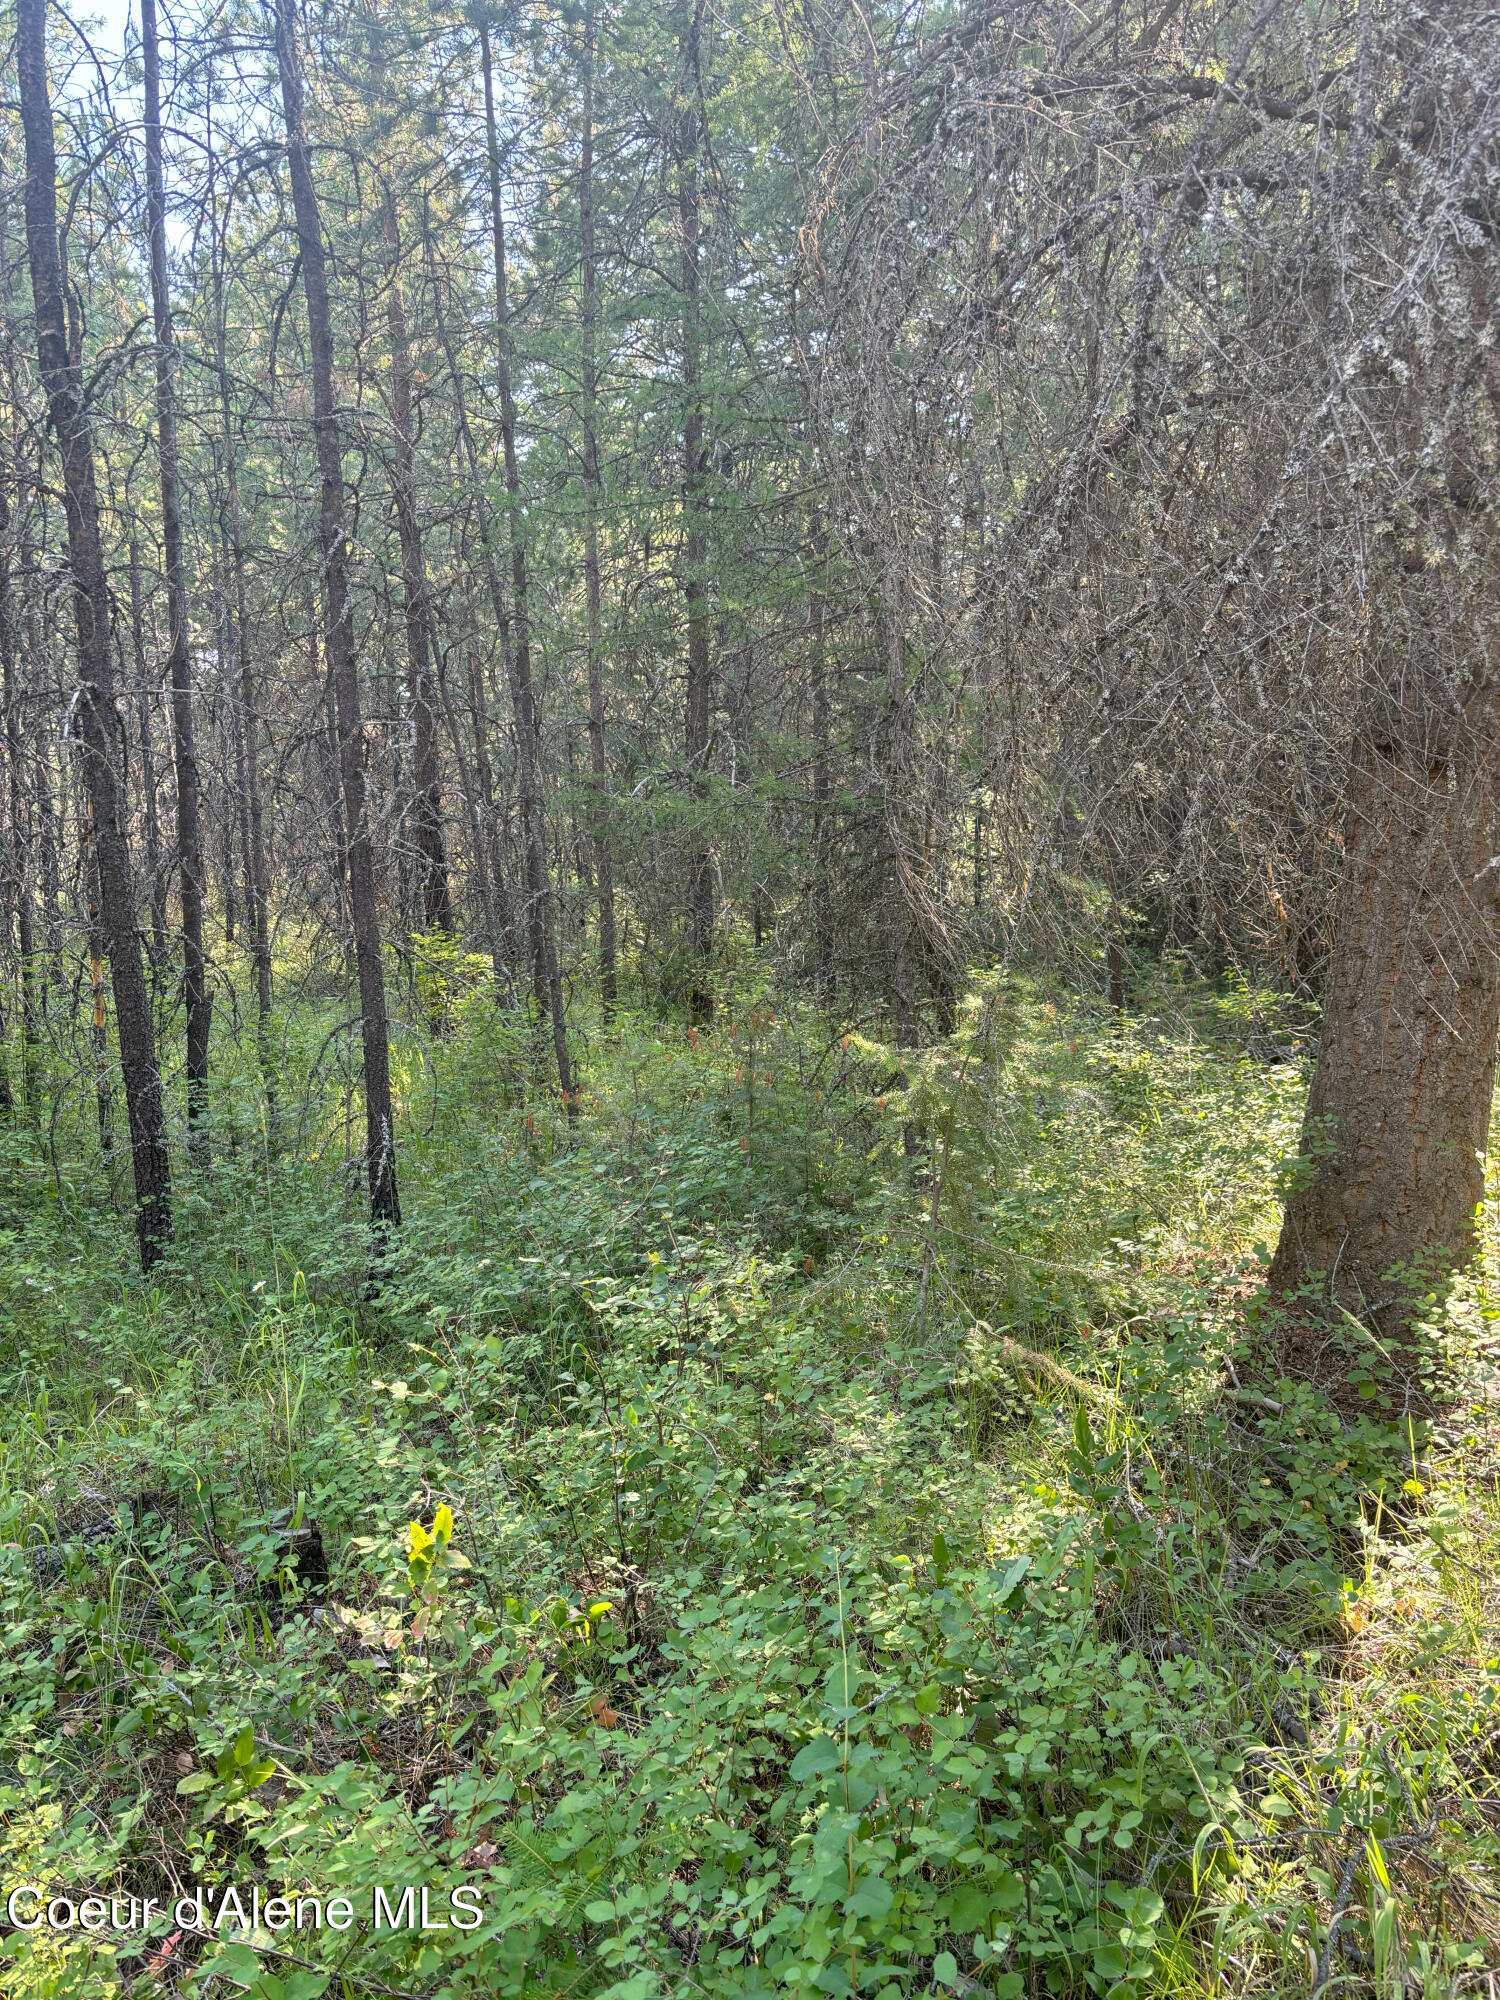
1 976 1496 1997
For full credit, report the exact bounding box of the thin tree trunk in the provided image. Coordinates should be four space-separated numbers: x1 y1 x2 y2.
229 649 250 951
877 561 920 1054
214 639 238 945
17 0 171 1265
433 629 509 993
381 188 451 942
34 721 62 983
0 488 15 1119
0 512 38 1126
274 0 399 1230
0 215 21 1113
25 594 63 990
1106 916 1127 1018
808 504 833 999
127 539 169 968
228 485 270 1023
206 72 272 1040
579 0 617 1020
479 21 574 1107
678 0 713 1024
306 588 350 943
1105 853 1127 1019
84 813 113 1155
142 0 210 1141
419 220 520 997
463 643 515 991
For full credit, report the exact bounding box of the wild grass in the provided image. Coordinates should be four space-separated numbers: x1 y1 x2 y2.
0 963 1495 1999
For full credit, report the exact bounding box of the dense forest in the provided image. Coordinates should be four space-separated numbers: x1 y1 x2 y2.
1 0 1498 1994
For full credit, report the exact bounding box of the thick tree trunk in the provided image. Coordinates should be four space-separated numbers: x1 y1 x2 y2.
1269 223 1500 1374
142 0 210 1140
17 0 171 1265
678 0 714 1024
274 0 399 1230
479 20 574 1107
1269 663 1500 1332
381 190 450 940
18 0 170 1256
580 0 617 1020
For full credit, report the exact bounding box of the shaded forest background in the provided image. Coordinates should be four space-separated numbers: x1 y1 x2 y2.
0 0 1492 1298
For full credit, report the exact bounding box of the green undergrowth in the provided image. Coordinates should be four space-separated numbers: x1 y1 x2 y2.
0 971 1497 1998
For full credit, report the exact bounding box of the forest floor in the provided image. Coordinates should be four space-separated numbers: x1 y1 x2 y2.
1 965 1498 2000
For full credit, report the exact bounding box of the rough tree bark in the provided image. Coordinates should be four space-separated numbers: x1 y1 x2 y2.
142 0 210 1138
478 18 574 1106
1270 239 1500 1362
17 0 171 1263
580 0 618 1019
274 0 400 1229
1268 645 1500 1332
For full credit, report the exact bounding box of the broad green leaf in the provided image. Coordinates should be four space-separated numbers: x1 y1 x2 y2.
845 1873 892 1920
790 1735 841 1780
